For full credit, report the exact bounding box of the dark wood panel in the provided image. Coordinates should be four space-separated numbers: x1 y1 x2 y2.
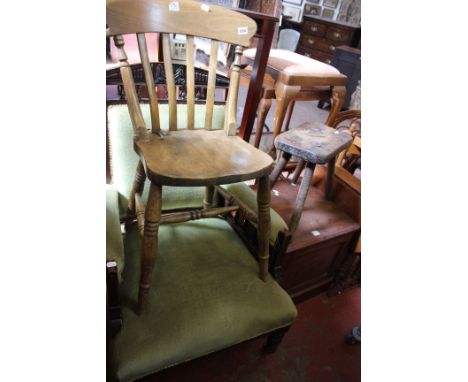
299 35 339 55
325 26 353 43
296 46 334 64
302 20 327 37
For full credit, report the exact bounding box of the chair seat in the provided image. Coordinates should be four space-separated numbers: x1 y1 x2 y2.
112 218 297 381
274 122 352 164
136 129 273 186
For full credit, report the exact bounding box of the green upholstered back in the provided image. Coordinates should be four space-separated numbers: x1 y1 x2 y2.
112 219 297 381
106 185 125 281
221 183 289 246
107 103 225 213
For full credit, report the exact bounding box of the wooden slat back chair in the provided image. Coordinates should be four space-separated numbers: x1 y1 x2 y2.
333 110 361 171
107 0 274 313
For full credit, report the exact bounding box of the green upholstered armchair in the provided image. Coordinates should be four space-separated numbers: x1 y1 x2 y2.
106 188 296 381
106 101 297 382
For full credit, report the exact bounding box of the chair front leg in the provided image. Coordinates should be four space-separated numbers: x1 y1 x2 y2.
137 183 162 314
257 175 271 281
127 161 146 218
203 186 215 209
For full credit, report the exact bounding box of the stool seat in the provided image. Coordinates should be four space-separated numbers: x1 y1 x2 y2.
274 122 353 164
243 48 341 77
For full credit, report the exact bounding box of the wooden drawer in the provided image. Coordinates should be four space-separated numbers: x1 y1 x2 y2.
326 26 353 43
303 20 327 37
300 35 340 55
297 46 334 64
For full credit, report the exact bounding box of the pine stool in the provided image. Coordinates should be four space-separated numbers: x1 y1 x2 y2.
269 121 352 233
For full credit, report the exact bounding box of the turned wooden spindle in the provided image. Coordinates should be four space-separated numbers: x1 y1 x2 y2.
224 46 243 136
113 35 149 142
127 161 146 217
257 175 271 280
137 183 162 314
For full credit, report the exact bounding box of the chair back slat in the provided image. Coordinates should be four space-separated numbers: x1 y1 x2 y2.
224 46 243 136
113 35 149 141
162 33 178 131
107 0 257 139
204 39 218 130
137 33 161 134
186 35 195 129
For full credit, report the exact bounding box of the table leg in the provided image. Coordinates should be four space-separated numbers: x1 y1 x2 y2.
254 97 272 148
289 162 315 234
270 81 300 155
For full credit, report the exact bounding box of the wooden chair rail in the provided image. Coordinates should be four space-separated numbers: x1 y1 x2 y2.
106 62 230 87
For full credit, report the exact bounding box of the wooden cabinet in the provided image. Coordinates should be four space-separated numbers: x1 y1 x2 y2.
296 16 360 64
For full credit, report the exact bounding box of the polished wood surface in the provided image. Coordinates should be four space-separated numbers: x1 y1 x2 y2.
107 0 274 313
106 0 257 46
135 130 273 186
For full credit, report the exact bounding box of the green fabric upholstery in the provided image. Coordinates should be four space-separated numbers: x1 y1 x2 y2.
107 103 225 215
106 185 125 281
112 219 297 382
221 183 289 246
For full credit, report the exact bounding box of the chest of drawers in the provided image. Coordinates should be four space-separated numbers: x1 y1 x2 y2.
296 16 360 64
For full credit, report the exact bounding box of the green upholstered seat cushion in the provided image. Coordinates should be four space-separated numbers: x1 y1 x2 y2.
107 185 125 281
221 183 289 246
107 103 225 214
112 218 297 382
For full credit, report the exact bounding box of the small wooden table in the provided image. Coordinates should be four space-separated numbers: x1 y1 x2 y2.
269 121 352 233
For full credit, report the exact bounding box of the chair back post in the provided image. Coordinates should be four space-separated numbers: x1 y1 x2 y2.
224 46 243 136
113 35 149 142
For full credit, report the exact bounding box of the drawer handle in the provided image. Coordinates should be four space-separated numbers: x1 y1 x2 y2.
329 45 336 51
308 39 315 45
311 26 318 32
304 53 311 57
326 59 332 64
333 32 342 39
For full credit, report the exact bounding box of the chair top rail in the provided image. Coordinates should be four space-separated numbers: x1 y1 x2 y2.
107 0 256 47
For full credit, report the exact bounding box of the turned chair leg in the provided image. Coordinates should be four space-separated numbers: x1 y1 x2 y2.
289 162 316 234
290 158 306 185
257 175 271 281
137 183 162 314
254 97 272 148
204 186 215 209
127 161 146 218
262 325 291 354
269 151 291 188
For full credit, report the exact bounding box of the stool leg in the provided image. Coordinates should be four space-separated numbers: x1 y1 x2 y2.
269 151 291 188
289 162 315 234
291 159 306 185
257 175 271 281
270 82 300 155
137 183 162 314
127 161 146 218
325 157 336 201
254 97 272 148
284 100 296 132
